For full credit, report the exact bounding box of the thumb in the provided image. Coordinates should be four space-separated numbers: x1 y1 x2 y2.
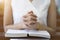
28 11 34 14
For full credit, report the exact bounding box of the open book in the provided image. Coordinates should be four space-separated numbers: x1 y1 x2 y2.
5 29 50 38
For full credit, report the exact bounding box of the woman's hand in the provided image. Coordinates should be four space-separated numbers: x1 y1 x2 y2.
23 11 37 30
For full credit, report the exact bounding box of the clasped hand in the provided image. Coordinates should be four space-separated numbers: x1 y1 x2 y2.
23 11 37 30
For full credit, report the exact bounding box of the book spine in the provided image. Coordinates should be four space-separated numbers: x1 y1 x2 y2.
27 34 29 37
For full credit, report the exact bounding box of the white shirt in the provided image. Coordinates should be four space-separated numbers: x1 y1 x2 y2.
11 0 50 26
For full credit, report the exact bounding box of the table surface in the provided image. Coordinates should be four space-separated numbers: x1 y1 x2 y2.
6 36 50 40
10 39 49 40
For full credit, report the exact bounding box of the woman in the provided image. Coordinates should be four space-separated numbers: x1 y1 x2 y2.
4 0 56 35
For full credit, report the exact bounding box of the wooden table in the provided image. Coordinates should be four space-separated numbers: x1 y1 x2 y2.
6 37 50 40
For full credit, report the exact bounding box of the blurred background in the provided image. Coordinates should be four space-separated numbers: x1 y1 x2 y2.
55 0 60 15
0 0 4 33
0 0 4 39
0 0 60 40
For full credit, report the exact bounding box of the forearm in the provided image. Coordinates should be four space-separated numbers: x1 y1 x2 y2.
37 23 55 36
4 0 14 28
37 23 55 31
4 23 27 32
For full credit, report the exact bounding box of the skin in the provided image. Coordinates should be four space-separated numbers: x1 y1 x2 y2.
4 0 38 30
23 11 37 30
30 0 33 2
4 0 56 36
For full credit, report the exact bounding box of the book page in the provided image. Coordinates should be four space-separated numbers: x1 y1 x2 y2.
5 29 28 37
28 30 50 38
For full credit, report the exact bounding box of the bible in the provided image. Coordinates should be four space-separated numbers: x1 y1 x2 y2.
5 29 50 38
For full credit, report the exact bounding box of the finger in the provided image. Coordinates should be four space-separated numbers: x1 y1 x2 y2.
30 17 37 21
30 14 37 18
29 21 37 25
23 15 28 18
28 13 37 18
23 17 37 24
23 15 29 22
23 18 28 22
23 19 28 22
23 11 33 17
24 22 30 26
28 11 33 14
24 20 36 26
28 11 37 18
23 16 37 22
